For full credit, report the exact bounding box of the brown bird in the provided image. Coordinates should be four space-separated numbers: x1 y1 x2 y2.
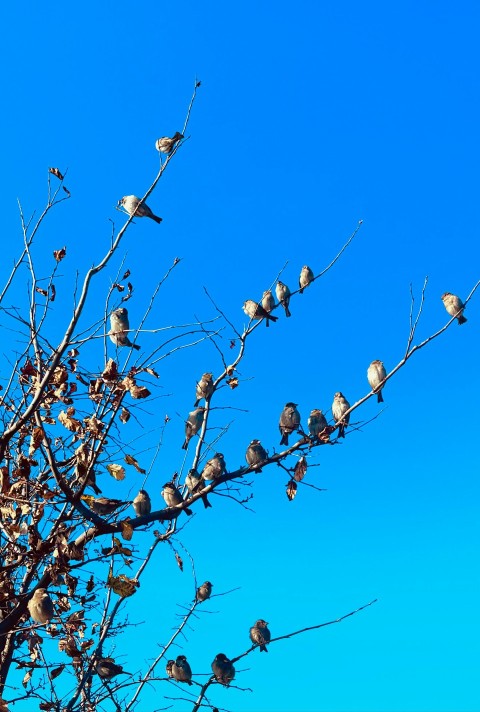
161 482 192 515
307 409 328 440
185 468 212 509
155 132 184 154
367 360 387 403
166 660 175 678
279 402 301 445
261 290 276 328
196 581 213 602
171 655 192 685
201 453 226 481
249 619 271 652
332 392 350 438
182 407 205 450
27 588 54 624
441 292 467 324
194 372 214 406
81 495 125 515
243 299 278 324
132 489 152 516
245 439 268 472
95 657 130 679
109 307 140 350
275 280 292 317
118 195 162 223
211 653 235 686
299 265 314 293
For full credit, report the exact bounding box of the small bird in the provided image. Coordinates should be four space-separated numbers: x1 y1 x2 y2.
185 468 212 509
166 660 175 678
109 308 140 350
118 195 162 223
307 409 328 440
171 655 192 685
211 653 235 686
194 372 214 406
275 281 292 317
245 439 268 472
95 657 130 680
261 290 276 328
367 360 387 403
441 292 467 324
182 407 205 450
243 299 278 324
155 132 184 154
27 589 54 624
201 453 226 481
279 402 301 446
196 581 213 602
132 489 152 516
332 392 350 438
161 482 192 515
81 495 125 515
299 265 314 294
249 619 271 652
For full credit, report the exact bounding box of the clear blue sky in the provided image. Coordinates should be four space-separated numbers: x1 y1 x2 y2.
1 1 479 710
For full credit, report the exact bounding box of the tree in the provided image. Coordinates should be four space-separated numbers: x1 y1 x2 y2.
0 83 477 712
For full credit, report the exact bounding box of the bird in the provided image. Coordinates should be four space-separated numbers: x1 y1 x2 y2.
171 655 192 685
261 290 276 328
243 299 278 324
211 653 235 686
27 589 54 624
109 308 140 350
81 495 125 515
249 619 271 652
194 372 214 406
118 195 162 223
161 482 192 515
245 439 268 472
185 468 212 509
95 657 130 679
196 581 213 602
166 660 175 678
307 409 328 440
132 489 152 516
299 265 314 293
441 292 467 324
332 392 350 438
279 402 301 445
182 407 205 450
155 132 184 154
367 360 387 403
275 281 292 317
201 453 226 481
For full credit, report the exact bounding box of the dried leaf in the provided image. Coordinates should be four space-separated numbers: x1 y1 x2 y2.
58 410 82 433
86 576 94 593
53 246 67 262
49 167 64 180
145 367 159 378
112 537 132 556
0 699 10 712
119 408 130 424
175 552 184 572
113 283 125 292
29 427 44 456
226 377 239 390
35 287 48 297
106 464 125 481
68 348 78 357
122 269 131 280
286 479 297 501
293 456 307 482
124 454 146 474
107 573 138 598
164 414 170 423
127 282 133 293
102 359 118 381
22 669 33 688
50 284 56 302
63 186 71 196
226 364 235 376
129 385 151 399
229 340 235 349
120 519 133 541
50 664 65 680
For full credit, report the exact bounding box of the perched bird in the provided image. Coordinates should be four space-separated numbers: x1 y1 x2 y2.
161 482 192 515
211 653 235 686
109 308 140 350
155 131 184 154
196 581 213 602
118 195 162 224
261 290 276 328
166 660 175 678
185 468 212 509
171 655 192 685
245 439 268 472
249 619 271 652
201 453 226 481
308 409 328 440
182 407 205 450
194 372 214 406
441 292 467 324
332 392 350 438
27 588 54 624
299 265 314 294
275 281 292 317
279 402 301 446
243 299 278 324
367 360 387 403
132 489 152 516
81 495 124 515
95 657 130 679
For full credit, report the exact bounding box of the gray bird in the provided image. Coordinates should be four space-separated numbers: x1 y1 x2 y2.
279 402 301 446
261 290 276 328
118 195 162 223
201 453 226 481
185 468 212 509
307 408 328 440
95 657 130 679
81 495 125 515
196 581 213 602
109 308 140 350
211 653 235 686
367 360 387 403
27 588 54 624
249 619 271 652
171 655 192 685
243 299 278 324
166 660 175 678
275 280 292 317
299 265 314 293
182 407 205 450
161 482 192 515
245 439 268 472
332 392 350 438
441 292 467 324
155 132 184 154
132 489 151 516
194 372 214 406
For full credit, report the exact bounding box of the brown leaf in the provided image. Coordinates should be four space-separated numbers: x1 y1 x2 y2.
120 519 133 541
0 700 10 712
127 282 133 293
50 665 65 680
86 575 94 593
29 427 44 456
129 385 151 399
58 410 82 433
107 573 138 598
226 377 239 389
22 669 33 688
293 456 307 482
119 407 130 424
53 246 67 262
68 358 78 372
175 552 184 572
226 364 235 376
113 283 125 292
112 537 132 556
35 287 48 297
63 186 71 196
124 454 146 474
102 359 118 381
145 367 159 378
49 167 64 180
122 269 131 280
68 348 78 357
50 284 56 302
52 366 68 386
229 340 235 349
106 464 125 481
286 479 297 501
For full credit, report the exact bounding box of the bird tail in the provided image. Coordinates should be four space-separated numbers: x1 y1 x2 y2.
280 433 289 446
299 287 304 294
181 439 188 450
265 317 270 327
132 343 141 351
152 215 162 224
260 645 268 652
338 424 345 438
458 315 467 324
202 495 212 509
194 398 200 407
377 391 384 403
267 314 278 322
285 304 292 317
184 507 193 516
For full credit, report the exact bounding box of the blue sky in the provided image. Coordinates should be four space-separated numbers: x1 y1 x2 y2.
1 1 479 710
